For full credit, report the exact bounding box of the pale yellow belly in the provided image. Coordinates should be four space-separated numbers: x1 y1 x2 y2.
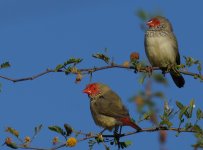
145 36 177 67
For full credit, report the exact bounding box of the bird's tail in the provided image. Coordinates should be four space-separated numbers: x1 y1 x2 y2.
170 71 185 88
118 117 142 131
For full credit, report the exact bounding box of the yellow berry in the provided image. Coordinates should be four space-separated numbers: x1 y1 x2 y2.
97 134 103 141
66 137 77 147
24 136 31 143
123 61 130 67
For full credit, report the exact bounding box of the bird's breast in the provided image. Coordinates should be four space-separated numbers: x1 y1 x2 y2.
90 101 118 130
145 33 177 67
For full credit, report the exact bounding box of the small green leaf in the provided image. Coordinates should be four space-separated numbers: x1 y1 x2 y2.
0 61 10 69
136 9 148 21
48 126 65 136
142 111 152 120
92 53 110 64
193 124 202 133
64 66 72 75
64 58 83 66
124 140 132 147
5 127 19 137
55 64 64 71
64 124 73 136
179 107 188 119
197 64 202 74
159 120 173 128
188 99 195 118
196 108 203 120
176 101 184 110
138 73 147 84
6 142 18 149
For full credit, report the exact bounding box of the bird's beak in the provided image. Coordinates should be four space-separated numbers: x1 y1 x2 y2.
83 88 91 95
146 20 153 27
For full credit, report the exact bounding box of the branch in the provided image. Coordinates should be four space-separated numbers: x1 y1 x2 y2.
0 64 202 83
14 126 198 150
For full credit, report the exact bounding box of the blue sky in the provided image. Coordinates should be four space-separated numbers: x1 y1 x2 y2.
0 1 203 150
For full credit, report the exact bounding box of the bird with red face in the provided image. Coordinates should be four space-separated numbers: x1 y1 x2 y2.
83 83 141 131
145 16 185 88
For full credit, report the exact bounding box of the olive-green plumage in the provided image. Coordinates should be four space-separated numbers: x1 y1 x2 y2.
83 83 141 131
145 16 185 88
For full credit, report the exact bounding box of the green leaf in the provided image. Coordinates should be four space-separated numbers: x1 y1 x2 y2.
188 99 195 118
6 142 18 149
92 53 110 64
193 124 202 133
142 111 152 120
119 142 127 149
64 124 73 136
55 64 64 71
196 108 203 120
138 73 147 84
179 107 188 119
124 140 132 147
48 126 65 136
136 9 148 21
64 58 83 66
176 101 184 110
159 119 173 128
5 127 19 137
198 64 202 74
184 56 194 67
64 66 72 75
34 124 43 135
0 61 10 69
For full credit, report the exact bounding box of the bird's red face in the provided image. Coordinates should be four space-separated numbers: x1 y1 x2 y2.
83 83 100 97
147 18 161 28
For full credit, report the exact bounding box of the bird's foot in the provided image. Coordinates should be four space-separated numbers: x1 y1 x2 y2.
164 64 180 75
113 126 123 149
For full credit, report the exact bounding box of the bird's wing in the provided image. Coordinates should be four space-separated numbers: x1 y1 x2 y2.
170 33 180 65
94 90 130 118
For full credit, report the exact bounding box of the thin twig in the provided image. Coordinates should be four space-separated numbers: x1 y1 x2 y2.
15 127 198 150
0 64 202 83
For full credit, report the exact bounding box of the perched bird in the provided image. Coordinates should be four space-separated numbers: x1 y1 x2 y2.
83 83 141 131
144 16 185 88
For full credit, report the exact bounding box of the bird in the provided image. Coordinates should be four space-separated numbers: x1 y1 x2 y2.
83 82 141 131
144 16 185 88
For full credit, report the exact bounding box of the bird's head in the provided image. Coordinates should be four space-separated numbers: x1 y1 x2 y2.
83 83 110 98
146 16 173 31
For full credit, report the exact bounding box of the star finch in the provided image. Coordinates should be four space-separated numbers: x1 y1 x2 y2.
144 16 185 88
83 83 141 131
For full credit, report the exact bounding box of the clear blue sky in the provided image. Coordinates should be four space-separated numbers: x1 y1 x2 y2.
0 1 203 150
